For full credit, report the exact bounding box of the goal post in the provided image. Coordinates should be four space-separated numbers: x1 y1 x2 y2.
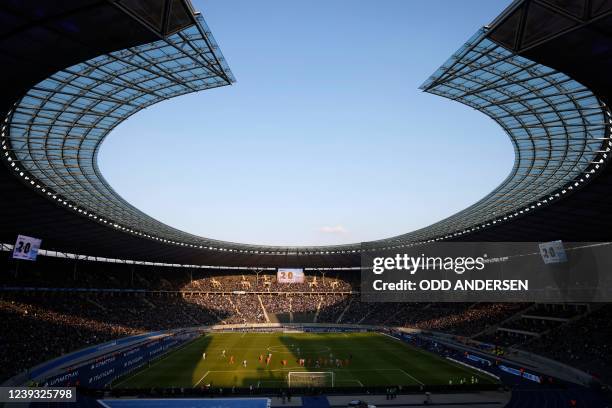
288 371 334 388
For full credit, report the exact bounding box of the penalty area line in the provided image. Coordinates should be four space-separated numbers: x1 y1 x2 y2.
398 369 424 385
113 339 200 387
194 371 211 387
336 378 363 387
366 368 424 386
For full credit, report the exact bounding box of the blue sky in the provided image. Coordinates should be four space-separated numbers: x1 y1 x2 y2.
98 0 514 247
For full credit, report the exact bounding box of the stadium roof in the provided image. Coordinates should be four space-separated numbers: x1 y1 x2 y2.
0 0 611 267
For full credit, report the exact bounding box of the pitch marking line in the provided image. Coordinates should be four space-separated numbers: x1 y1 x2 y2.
199 367 420 386
336 378 363 387
196 368 303 374
358 368 424 385
114 338 203 387
194 370 211 387
376 333 485 383
203 346 403 351
398 369 424 385
258 378 363 387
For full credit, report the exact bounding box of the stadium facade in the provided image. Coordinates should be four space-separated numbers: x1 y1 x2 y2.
1 0 611 268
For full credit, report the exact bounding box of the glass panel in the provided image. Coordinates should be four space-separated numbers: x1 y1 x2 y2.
416 29 607 242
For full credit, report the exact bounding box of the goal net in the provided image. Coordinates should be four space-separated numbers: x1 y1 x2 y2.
288 371 334 388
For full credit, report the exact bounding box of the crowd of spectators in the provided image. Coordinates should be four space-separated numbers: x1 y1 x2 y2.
521 305 612 383
341 299 378 324
472 304 588 347
499 317 564 333
0 297 140 383
260 294 293 315
525 303 587 319
317 295 351 323
226 294 267 324
2 260 186 291
290 294 321 323
0 291 276 381
256 293 321 323
412 303 528 336
186 294 265 325
474 330 533 347
2 262 356 294
469 304 612 383
334 302 529 337
183 272 354 293
1 266 609 386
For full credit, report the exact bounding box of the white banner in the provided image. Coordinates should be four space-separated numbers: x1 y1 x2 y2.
277 268 304 283
12 235 42 261
539 240 567 264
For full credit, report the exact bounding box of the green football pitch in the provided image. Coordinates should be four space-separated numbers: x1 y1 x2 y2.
114 332 496 388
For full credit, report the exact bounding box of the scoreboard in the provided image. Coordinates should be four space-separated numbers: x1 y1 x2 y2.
277 268 304 284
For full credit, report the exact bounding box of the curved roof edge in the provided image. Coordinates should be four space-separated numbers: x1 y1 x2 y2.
1 0 611 265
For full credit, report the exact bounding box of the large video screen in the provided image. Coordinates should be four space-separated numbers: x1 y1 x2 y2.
277 268 304 283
